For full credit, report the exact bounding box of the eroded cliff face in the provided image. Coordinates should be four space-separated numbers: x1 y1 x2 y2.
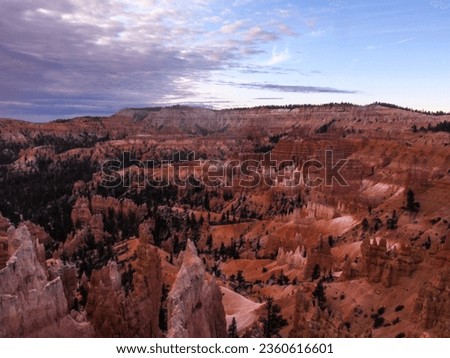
411 264 450 336
167 240 227 338
0 236 8 269
85 261 128 337
289 289 347 338
303 237 334 280
0 215 11 269
131 231 163 336
0 225 73 337
86 233 162 337
340 235 425 286
0 104 449 338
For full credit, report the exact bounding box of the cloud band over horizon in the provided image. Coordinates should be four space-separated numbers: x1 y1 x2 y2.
0 0 449 121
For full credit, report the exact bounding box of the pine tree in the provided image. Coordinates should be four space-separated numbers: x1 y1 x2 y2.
236 270 245 290
407 189 415 211
406 189 420 212
219 241 226 257
311 263 321 280
206 234 213 252
362 218 369 231
204 191 210 211
260 296 288 338
190 212 197 226
228 317 239 338
277 271 289 285
173 235 180 254
313 279 327 310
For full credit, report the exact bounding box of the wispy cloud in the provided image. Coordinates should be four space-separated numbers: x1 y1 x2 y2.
245 26 278 42
277 23 297 36
220 19 246 34
254 97 284 100
366 37 415 50
228 82 358 94
266 47 290 65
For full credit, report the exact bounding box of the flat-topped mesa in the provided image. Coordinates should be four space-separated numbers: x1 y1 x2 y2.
1 104 448 143
167 240 227 338
302 236 334 280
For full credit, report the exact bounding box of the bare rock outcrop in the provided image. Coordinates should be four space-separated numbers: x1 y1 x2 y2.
341 256 361 281
0 215 11 269
167 240 227 338
72 180 88 196
71 197 92 227
86 233 162 337
277 246 306 270
89 214 107 243
290 289 346 338
48 261 79 310
131 230 163 337
303 237 334 280
411 269 450 337
0 225 67 337
0 214 12 232
85 261 128 337
0 234 8 269
360 237 388 283
23 221 52 247
361 237 423 287
90 195 147 221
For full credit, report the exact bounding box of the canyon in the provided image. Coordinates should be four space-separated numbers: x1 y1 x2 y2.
0 103 449 337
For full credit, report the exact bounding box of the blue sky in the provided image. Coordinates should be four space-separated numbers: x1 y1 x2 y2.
0 0 449 121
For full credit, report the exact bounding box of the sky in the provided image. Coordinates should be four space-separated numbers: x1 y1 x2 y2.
0 0 449 121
